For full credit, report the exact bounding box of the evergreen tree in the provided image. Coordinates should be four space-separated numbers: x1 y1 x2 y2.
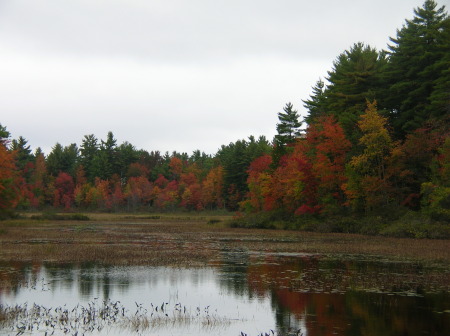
384 0 449 136
216 136 271 209
274 102 303 145
272 102 303 167
0 124 10 145
116 141 139 179
323 43 387 143
46 143 78 176
10 136 34 170
80 134 99 182
303 79 326 125
100 131 118 178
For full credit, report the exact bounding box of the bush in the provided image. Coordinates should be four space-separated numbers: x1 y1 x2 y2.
381 211 450 239
227 208 449 239
421 183 450 222
30 213 90 221
228 210 293 229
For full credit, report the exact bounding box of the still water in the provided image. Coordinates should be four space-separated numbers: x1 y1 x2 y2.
0 252 449 336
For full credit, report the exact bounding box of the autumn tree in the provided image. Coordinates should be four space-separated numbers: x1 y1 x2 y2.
124 176 153 211
27 152 47 209
127 162 149 178
154 180 179 210
10 137 35 208
345 101 402 212
240 154 273 212
169 156 183 180
270 147 319 215
202 166 224 209
0 142 19 217
179 171 203 210
420 136 450 220
306 116 351 213
53 172 75 210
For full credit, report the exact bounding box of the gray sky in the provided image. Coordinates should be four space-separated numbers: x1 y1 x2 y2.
0 0 427 155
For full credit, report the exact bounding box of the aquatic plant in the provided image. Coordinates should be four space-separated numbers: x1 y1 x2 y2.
0 300 233 335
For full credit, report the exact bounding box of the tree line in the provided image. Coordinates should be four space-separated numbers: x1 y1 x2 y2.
1 1 449 231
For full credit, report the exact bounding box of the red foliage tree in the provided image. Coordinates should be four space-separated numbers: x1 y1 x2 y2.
0 143 19 215
306 116 351 213
125 176 153 211
54 172 75 210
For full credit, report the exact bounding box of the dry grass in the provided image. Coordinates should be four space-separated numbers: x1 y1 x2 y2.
0 213 449 268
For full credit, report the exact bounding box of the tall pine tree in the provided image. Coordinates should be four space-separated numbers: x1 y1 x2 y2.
272 102 303 166
384 0 449 136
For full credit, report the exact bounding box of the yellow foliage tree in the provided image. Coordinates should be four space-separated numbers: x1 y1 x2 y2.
345 101 403 212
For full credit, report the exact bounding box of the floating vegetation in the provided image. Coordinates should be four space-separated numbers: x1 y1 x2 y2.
0 300 233 335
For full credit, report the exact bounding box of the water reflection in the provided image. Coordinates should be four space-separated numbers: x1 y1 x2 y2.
0 254 449 336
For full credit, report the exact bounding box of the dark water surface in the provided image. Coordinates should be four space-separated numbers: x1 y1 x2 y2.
0 252 449 335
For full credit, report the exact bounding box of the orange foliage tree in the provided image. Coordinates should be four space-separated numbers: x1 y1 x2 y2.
240 154 273 212
124 176 153 211
0 143 19 216
202 166 224 209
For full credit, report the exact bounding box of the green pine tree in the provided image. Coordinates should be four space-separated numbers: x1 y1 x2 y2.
303 79 326 125
384 0 449 136
272 102 303 167
323 43 388 143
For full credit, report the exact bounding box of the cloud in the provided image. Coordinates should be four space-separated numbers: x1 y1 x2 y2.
0 0 423 154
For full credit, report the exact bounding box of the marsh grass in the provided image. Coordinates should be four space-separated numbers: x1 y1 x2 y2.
0 300 232 335
0 213 449 268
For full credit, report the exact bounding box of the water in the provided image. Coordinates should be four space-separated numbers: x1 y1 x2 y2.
0 252 449 336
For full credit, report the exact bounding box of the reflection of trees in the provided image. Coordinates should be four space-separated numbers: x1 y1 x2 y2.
79 263 96 299
77 264 131 300
219 254 450 336
218 250 250 297
0 262 134 302
45 263 75 291
345 291 450 336
0 261 35 296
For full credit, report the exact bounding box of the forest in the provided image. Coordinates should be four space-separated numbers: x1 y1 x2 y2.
0 1 449 237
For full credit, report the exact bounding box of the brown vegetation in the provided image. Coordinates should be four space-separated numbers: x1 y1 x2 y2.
0 213 449 267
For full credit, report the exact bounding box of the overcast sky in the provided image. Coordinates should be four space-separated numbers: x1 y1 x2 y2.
0 0 429 155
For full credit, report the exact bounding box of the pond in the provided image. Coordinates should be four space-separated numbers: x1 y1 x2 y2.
0 252 449 336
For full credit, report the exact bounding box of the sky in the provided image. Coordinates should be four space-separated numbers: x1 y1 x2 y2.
0 0 431 156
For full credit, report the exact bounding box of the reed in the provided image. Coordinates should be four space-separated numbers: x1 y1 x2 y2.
0 300 232 335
